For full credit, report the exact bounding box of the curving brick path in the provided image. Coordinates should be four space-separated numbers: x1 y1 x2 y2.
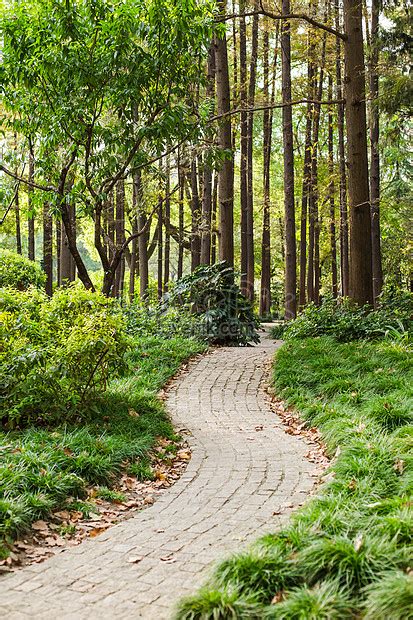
0 331 316 619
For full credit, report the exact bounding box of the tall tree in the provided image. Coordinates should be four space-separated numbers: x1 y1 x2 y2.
369 0 383 302
215 0 234 266
343 0 374 305
27 149 35 261
43 203 53 296
335 0 350 296
246 5 259 301
281 0 297 319
328 76 338 297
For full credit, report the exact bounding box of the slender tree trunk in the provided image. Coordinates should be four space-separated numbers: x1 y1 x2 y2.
211 172 218 264
328 76 338 297
239 0 248 292
281 0 297 319
114 179 125 297
343 0 373 305
60 204 74 285
231 0 238 152
260 26 272 317
43 202 53 296
15 184 22 255
157 190 163 299
177 156 185 279
129 217 138 302
200 45 215 266
335 1 350 297
133 172 148 301
246 5 259 301
28 151 35 261
164 156 171 290
108 190 115 263
190 159 201 271
300 47 315 307
369 0 383 303
310 36 326 306
215 0 234 266
56 219 61 286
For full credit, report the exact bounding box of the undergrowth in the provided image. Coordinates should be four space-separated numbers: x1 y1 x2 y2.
0 335 205 555
176 337 413 619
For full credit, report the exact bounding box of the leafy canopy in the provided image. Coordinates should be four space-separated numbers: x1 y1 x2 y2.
1 0 216 199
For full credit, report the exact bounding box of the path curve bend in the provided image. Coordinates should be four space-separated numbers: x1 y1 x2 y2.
0 333 316 619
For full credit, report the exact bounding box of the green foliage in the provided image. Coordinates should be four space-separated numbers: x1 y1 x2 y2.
125 303 200 341
178 337 413 617
0 249 46 290
166 262 260 345
363 570 413 620
0 286 128 427
273 289 413 342
176 587 262 620
0 332 204 550
266 580 354 619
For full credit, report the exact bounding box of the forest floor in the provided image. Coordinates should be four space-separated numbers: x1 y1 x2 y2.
0 330 321 619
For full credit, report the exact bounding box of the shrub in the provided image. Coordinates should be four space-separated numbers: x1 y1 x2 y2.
124 303 200 340
0 286 129 427
0 249 46 290
363 570 413 620
274 289 413 343
165 262 260 345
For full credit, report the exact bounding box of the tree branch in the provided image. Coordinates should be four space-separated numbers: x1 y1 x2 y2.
218 3 347 40
0 164 56 192
210 99 345 122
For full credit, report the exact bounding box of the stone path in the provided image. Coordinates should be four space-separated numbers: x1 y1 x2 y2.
0 331 316 620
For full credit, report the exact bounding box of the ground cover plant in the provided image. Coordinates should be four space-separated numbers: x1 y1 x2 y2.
270 289 413 342
0 286 205 559
176 335 413 618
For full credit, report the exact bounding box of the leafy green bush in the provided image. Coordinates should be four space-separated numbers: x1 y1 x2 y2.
273 288 413 342
0 333 204 549
125 303 200 340
0 249 46 290
165 262 260 345
0 286 129 427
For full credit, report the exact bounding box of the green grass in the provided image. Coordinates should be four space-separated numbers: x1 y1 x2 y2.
0 335 205 553
176 337 413 619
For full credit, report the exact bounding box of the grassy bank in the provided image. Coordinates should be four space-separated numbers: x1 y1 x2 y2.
177 337 413 619
0 335 205 557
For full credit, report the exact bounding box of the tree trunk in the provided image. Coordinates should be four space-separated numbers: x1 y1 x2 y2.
28 151 35 261
60 204 74 285
369 0 383 303
136 172 149 301
177 156 185 278
246 5 259 301
343 0 373 305
43 202 53 296
157 194 163 300
190 159 201 271
113 180 125 297
15 183 22 255
56 219 61 286
281 0 297 319
129 217 138 302
328 76 338 298
215 0 234 266
300 44 315 307
335 4 350 297
164 156 171 290
211 172 218 265
310 37 326 306
239 0 248 292
260 26 272 317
